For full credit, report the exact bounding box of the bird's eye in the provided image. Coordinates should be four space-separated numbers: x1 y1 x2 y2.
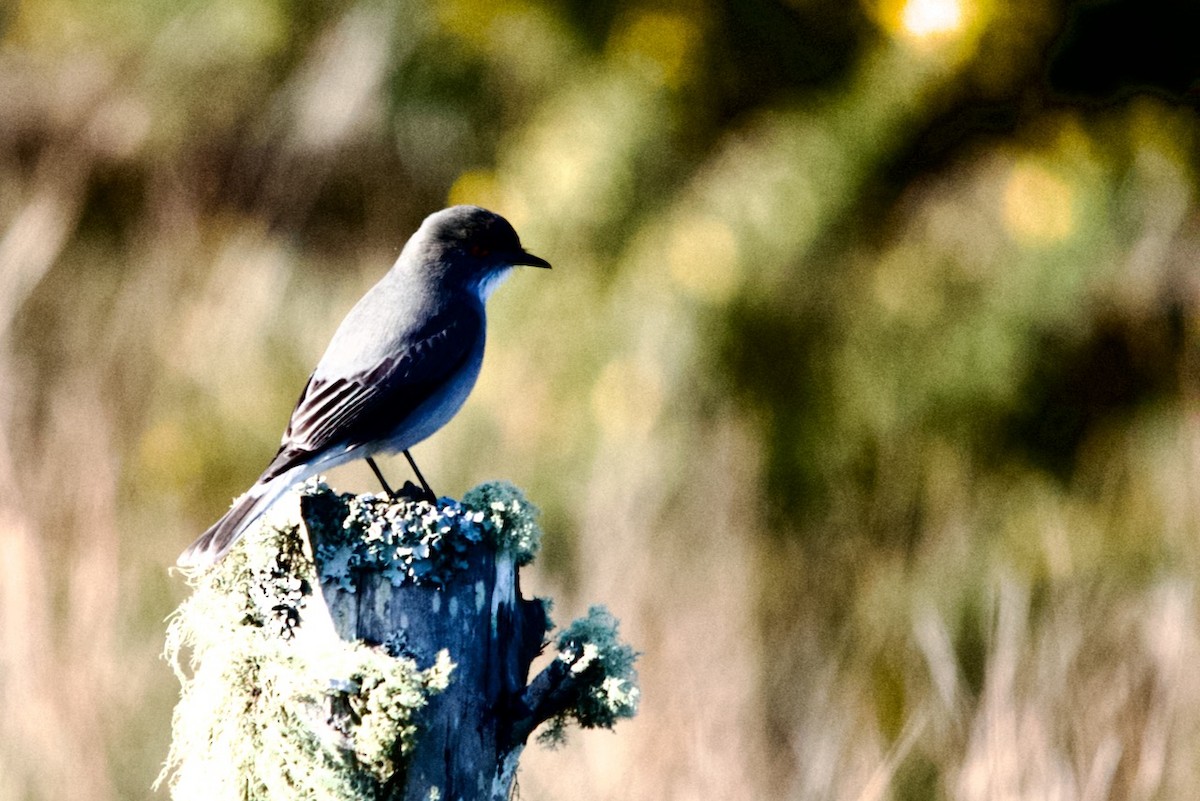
470 245 490 258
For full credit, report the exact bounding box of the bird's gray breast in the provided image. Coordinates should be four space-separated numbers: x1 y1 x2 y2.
310 265 487 455
378 320 486 453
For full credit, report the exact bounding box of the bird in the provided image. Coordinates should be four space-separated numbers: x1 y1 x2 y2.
178 205 550 568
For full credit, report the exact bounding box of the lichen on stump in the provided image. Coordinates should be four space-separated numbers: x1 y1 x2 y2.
161 480 639 801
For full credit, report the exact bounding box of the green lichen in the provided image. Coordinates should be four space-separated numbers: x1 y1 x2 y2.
160 510 451 801
307 479 543 593
538 606 641 747
461 481 542 566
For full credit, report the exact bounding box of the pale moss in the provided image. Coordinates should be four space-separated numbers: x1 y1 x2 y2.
160 510 450 801
538 605 641 747
163 481 626 797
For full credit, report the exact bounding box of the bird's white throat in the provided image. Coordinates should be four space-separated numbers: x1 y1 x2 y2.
476 266 513 302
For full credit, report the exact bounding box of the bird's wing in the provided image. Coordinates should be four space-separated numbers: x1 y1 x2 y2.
259 308 482 482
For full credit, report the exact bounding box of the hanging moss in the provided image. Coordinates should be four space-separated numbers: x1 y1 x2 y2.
159 491 453 801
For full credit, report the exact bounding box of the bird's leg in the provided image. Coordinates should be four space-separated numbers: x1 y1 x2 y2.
403 449 437 503
366 456 397 499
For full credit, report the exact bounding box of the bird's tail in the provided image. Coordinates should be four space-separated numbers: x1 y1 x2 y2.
177 473 297 569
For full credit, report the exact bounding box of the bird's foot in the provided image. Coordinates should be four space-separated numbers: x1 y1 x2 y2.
393 481 437 505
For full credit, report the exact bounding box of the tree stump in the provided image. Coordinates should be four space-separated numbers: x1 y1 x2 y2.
160 481 638 801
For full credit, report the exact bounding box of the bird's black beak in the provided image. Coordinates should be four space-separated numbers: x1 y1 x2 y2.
513 250 551 269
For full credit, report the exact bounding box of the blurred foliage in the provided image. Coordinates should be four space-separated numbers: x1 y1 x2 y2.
2 0 1200 799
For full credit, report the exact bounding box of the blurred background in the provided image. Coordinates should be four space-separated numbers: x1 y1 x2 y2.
2 0 1199 798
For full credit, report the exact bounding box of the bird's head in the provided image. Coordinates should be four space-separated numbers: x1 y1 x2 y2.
413 205 550 301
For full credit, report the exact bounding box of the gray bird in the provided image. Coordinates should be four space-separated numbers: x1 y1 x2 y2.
178 205 550 568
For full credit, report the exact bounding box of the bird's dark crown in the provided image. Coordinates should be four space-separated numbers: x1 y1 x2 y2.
422 205 523 261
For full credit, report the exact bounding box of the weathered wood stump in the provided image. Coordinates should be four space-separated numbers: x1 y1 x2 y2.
160 481 638 801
